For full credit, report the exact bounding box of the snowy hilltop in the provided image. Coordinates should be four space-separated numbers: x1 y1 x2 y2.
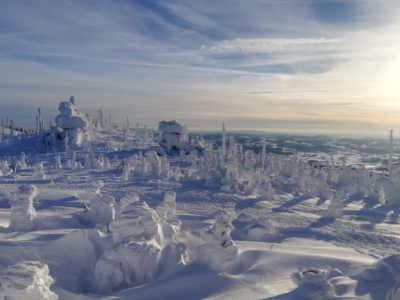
0 98 400 300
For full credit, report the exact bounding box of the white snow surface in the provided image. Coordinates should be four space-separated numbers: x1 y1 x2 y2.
1 125 400 300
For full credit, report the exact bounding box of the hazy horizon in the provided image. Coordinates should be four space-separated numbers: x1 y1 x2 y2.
1 0 399 136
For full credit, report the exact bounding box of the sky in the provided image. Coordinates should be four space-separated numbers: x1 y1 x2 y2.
0 0 399 137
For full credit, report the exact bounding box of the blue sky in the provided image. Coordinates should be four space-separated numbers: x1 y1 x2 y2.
0 0 399 136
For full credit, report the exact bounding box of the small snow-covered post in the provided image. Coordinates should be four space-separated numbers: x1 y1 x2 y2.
122 127 127 150
9 185 38 231
10 119 14 136
389 130 394 179
229 135 234 159
142 125 147 148
108 113 112 132
32 162 46 179
222 123 227 161
38 108 42 134
35 112 39 134
261 138 266 170
126 116 130 135
99 107 104 128
55 155 62 170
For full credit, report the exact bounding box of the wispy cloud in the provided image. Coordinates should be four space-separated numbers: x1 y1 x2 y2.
0 0 399 136
199 38 341 55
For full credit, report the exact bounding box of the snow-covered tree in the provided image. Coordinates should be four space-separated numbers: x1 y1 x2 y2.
9 185 37 231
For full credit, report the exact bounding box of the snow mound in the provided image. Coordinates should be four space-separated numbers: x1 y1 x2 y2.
232 213 274 241
95 241 161 294
291 269 335 300
358 254 400 282
8 185 37 231
0 261 58 300
88 194 116 228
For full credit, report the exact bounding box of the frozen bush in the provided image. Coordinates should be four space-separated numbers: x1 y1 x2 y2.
194 209 239 273
32 162 46 179
88 194 116 227
0 261 58 300
95 241 161 294
8 185 38 231
204 170 222 189
55 155 62 169
0 160 13 176
117 193 140 215
109 201 162 244
325 194 343 219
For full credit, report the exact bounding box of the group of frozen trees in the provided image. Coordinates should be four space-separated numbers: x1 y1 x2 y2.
93 191 188 294
74 183 240 294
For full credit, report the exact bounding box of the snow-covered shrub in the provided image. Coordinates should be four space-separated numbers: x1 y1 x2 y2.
103 156 111 170
160 156 170 181
122 161 130 181
109 201 162 244
90 179 104 195
194 208 239 273
243 172 259 195
19 152 27 168
220 160 240 193
55 155 62 169
156 191 176 221
325 194 343 219
88 194 116 228
0 261 58 300
170 166 182 181
0 160 13 175
258 179 275 200
291 269 335 300
95 241 161 294
96 200 165 294
65 159 71 168
146 150 161 176
117 193 140 215
310 173 330 199
14 160 22 173
84 154 92 170
32 162 46 179
204 170 223 189
8 185 37 231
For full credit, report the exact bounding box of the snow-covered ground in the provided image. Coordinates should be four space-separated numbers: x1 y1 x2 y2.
0 123 399 300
